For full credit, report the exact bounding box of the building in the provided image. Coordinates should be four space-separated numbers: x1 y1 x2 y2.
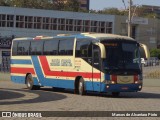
0 6 160 71
78 0 90 10
0 6 114 37
114 15 160 49
142 5 160 18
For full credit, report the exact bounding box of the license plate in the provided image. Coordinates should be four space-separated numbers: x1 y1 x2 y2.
121 87 128 90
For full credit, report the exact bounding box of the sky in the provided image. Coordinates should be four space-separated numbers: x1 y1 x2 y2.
90 0 160 10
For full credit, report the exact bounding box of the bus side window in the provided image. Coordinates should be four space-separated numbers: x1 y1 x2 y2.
12 41 18 56
30 41 43 55
59 39 74 56
76 39 92 57
43 39 58 55
17 41 30 55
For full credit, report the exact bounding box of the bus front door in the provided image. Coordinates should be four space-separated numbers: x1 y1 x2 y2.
92 45 101 92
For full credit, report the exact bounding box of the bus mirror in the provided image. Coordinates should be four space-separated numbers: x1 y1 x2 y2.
139 43 150 59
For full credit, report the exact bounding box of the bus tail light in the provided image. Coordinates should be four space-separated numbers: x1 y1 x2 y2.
134 75 142 84
134 75 138 81
111 75 117 84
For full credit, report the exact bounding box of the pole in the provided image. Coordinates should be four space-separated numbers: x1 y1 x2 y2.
13 5 16 35
128 0 132 37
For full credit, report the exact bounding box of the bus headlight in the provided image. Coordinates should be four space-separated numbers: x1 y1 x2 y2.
139 85 142 89
134 80 142 84
105 80 116 84
106 85 110 89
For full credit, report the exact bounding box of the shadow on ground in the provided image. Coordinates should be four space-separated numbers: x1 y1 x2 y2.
85 91 160 99
0 88 67 105
39 87 160 99
1 87 160 106
0 90 25 100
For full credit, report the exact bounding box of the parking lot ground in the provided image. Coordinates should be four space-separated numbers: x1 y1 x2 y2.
0 79 160 111
0 79 160 120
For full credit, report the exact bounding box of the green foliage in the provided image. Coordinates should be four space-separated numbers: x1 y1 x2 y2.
51 0 66 10
95 6 159 19
0 0 80 11
131 6 159 19
150 49 160 59
64 0 80 12
144 13 158 18
97 8 128 16
0 0 10 6
8 0 53 9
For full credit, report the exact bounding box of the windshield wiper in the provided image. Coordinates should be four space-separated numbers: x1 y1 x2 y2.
104 66 119 74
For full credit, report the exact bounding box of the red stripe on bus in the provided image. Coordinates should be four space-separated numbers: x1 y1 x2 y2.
39 56 100 79
11 67 35 75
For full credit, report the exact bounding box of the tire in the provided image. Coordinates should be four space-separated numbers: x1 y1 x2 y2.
26 74 40 90
112 92 120 97
78 78 86 95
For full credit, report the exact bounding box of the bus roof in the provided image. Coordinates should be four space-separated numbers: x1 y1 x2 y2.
13 33 135 41
13 37 33 41
81 33 135 41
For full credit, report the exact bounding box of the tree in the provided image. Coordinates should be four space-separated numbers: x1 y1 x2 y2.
0 0 10 6
64 0 80 12
50 0 80 11
8 0 49 9
150 49 160 59
97 8 128 16
98 8 121 15
130 6 159 19
50 0 66 10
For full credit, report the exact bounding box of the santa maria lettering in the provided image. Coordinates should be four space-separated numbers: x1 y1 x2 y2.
50 59 72 67
50 59 60 66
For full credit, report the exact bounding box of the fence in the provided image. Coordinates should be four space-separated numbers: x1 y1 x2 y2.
0 57 10 72
143 66 160 79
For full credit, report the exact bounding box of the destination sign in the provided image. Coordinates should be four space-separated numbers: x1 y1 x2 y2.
103 43 118 47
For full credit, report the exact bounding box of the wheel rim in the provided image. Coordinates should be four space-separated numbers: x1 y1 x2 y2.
27 81 31 87
79 81 83 94
27 75 33 88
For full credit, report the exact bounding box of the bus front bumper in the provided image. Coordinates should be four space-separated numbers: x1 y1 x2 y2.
102 84 142 92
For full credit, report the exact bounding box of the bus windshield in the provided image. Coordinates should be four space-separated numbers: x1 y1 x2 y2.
102 40 141 74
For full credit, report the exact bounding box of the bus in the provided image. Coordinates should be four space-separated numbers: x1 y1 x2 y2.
10 33 149 96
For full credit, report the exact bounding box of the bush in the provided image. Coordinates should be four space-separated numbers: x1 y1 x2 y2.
150 49 160 59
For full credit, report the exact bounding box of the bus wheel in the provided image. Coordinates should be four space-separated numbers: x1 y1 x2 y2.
26 74 40 90
78 78 86 95
112 92 120 97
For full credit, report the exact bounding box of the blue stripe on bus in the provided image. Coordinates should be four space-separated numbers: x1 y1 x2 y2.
11 76 26 84
11 74 102 91
31 56 45 85
11 76 39 85
11 59 32 65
